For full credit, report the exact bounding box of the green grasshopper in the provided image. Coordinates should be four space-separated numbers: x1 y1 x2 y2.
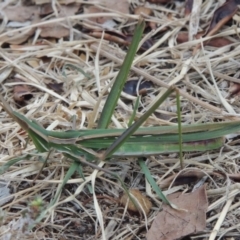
1 19 240 212
1 94 240 162
1 20 240 164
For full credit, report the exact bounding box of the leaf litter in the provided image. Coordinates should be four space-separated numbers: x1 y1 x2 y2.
146 185 208 240
1 0 240 239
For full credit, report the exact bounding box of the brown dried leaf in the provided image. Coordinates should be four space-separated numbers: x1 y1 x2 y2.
120 189 152 215
177 32 233 47
192 0 238 53
228 173 240 182
89 30 153 50
134 6 157 29
185 0 193 16
89 30 129 44
25 59 40 68
0 28 36 45
148 21 158 30
46 82 64 94
13 85 33 103
9 41 48 51
126 36 153 50
39 2 81 16
0 5 39 22
88 0 129 14
40 25 70 38
134 6 152 16
176 32 190 43
206 37 234 47
0 5 40 44
204 0 238 37
40 3 56 16
39 3 80 38
0 2 80 43
146 186 208 240
22 0 35 6
229 82 240 97
84 6 111 24
85 0 129 25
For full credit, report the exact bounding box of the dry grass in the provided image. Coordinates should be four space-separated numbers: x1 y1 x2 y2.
1 0 240 239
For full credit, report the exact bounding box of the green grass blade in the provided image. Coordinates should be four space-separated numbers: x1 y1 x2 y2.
33 149 53 182
35 162 79 224
75 162 86 181
51 161 78 205
116 174 142 213
103 87 175 159
128 96 140 127
176 89 183 169
138 158 171 205
0 155 31 174
98 19 145 129
62 63 92 79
